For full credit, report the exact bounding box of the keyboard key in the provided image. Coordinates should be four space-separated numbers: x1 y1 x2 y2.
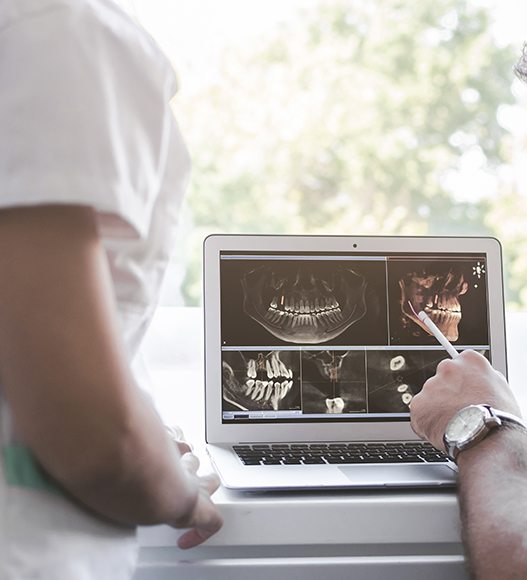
397 455 424 463
325 457 355 464
360 456 387 463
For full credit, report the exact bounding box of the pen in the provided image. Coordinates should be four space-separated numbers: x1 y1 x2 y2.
407 301 459 359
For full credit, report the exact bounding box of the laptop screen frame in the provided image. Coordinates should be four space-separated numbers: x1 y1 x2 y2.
204 234 506 444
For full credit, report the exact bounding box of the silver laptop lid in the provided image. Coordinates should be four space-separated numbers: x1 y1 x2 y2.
204 235 506 444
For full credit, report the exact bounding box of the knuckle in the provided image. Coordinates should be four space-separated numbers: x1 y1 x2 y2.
461 349 486 366
436 358 454 374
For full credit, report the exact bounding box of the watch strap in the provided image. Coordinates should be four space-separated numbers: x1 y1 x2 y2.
486 406 527 431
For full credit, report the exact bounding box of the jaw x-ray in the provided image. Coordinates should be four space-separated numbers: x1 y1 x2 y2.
220 259 386 347
241 263 367 344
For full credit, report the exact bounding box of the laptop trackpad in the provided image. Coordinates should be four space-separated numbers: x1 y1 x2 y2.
338 464 456 486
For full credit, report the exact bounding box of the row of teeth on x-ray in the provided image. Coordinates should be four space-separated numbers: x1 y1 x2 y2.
245 379 293 402
270 295 341 314
265 308 344 328
247 355 293 379
390 355 413 405
264 296 345 328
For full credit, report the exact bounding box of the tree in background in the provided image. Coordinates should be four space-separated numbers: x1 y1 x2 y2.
173 0 519 305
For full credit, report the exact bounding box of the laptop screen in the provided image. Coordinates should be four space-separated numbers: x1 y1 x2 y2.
219 251 490 424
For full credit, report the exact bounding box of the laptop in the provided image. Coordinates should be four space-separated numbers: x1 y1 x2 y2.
204 235 506 490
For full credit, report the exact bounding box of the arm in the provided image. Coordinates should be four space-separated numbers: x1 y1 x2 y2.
410 350 527 579
0 205 222 546
457 427 527 579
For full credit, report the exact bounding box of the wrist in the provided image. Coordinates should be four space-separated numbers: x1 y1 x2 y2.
443 405 527 462
456 422 527 468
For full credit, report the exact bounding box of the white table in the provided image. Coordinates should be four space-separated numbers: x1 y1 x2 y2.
132 308 527 580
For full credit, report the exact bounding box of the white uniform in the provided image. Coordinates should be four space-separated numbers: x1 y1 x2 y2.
0 0 190 577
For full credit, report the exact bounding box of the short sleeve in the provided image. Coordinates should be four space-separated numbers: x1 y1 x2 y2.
0 1 182 239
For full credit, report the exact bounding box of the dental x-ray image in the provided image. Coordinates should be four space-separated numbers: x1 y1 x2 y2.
367 349 490 413
222 350 301 412
301 350 367 414
220 259 387 346
367 350 450 413
388 259 489 346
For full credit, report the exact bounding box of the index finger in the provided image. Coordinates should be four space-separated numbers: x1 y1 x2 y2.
177 514 223 550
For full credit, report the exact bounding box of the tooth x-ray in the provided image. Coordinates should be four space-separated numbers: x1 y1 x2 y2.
388 260 489 345
367 350 449 413
220 259 387 346
301 350 367 414
222 350 301 412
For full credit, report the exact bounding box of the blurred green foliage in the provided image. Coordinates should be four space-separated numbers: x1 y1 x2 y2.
173 0 525 307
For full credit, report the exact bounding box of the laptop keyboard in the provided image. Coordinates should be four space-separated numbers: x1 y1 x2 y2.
233 442 449 466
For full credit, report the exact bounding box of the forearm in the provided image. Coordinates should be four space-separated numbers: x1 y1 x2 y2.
457 427 527 579
59 394 199 528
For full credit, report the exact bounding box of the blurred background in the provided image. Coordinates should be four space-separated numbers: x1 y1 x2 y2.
121 0 527 309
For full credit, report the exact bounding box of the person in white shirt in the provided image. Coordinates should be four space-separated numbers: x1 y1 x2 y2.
0 1 222 578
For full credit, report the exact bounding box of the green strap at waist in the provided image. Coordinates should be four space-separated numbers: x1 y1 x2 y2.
2 444 64 495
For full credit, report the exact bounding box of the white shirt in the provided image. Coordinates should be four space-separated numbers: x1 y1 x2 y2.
0 1 190 577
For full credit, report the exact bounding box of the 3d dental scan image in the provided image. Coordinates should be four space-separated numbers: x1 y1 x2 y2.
387 259 489 346
222 350 301 412
301 350 367 414
220 258 387 346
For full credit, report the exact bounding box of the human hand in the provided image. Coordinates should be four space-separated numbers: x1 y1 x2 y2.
165 424 193 456
171 452 223 549
410 349 521 451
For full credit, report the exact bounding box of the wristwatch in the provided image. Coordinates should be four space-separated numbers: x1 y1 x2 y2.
443 404 527 461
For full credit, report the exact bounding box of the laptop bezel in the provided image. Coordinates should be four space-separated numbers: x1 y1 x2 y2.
204 234 506 444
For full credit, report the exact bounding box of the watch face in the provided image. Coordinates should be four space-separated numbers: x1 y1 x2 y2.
446 406 486 443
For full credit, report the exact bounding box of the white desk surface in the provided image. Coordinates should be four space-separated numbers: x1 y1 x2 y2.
133 308 527 578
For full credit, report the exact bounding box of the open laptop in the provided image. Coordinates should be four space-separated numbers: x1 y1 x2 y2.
204 235 506 490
